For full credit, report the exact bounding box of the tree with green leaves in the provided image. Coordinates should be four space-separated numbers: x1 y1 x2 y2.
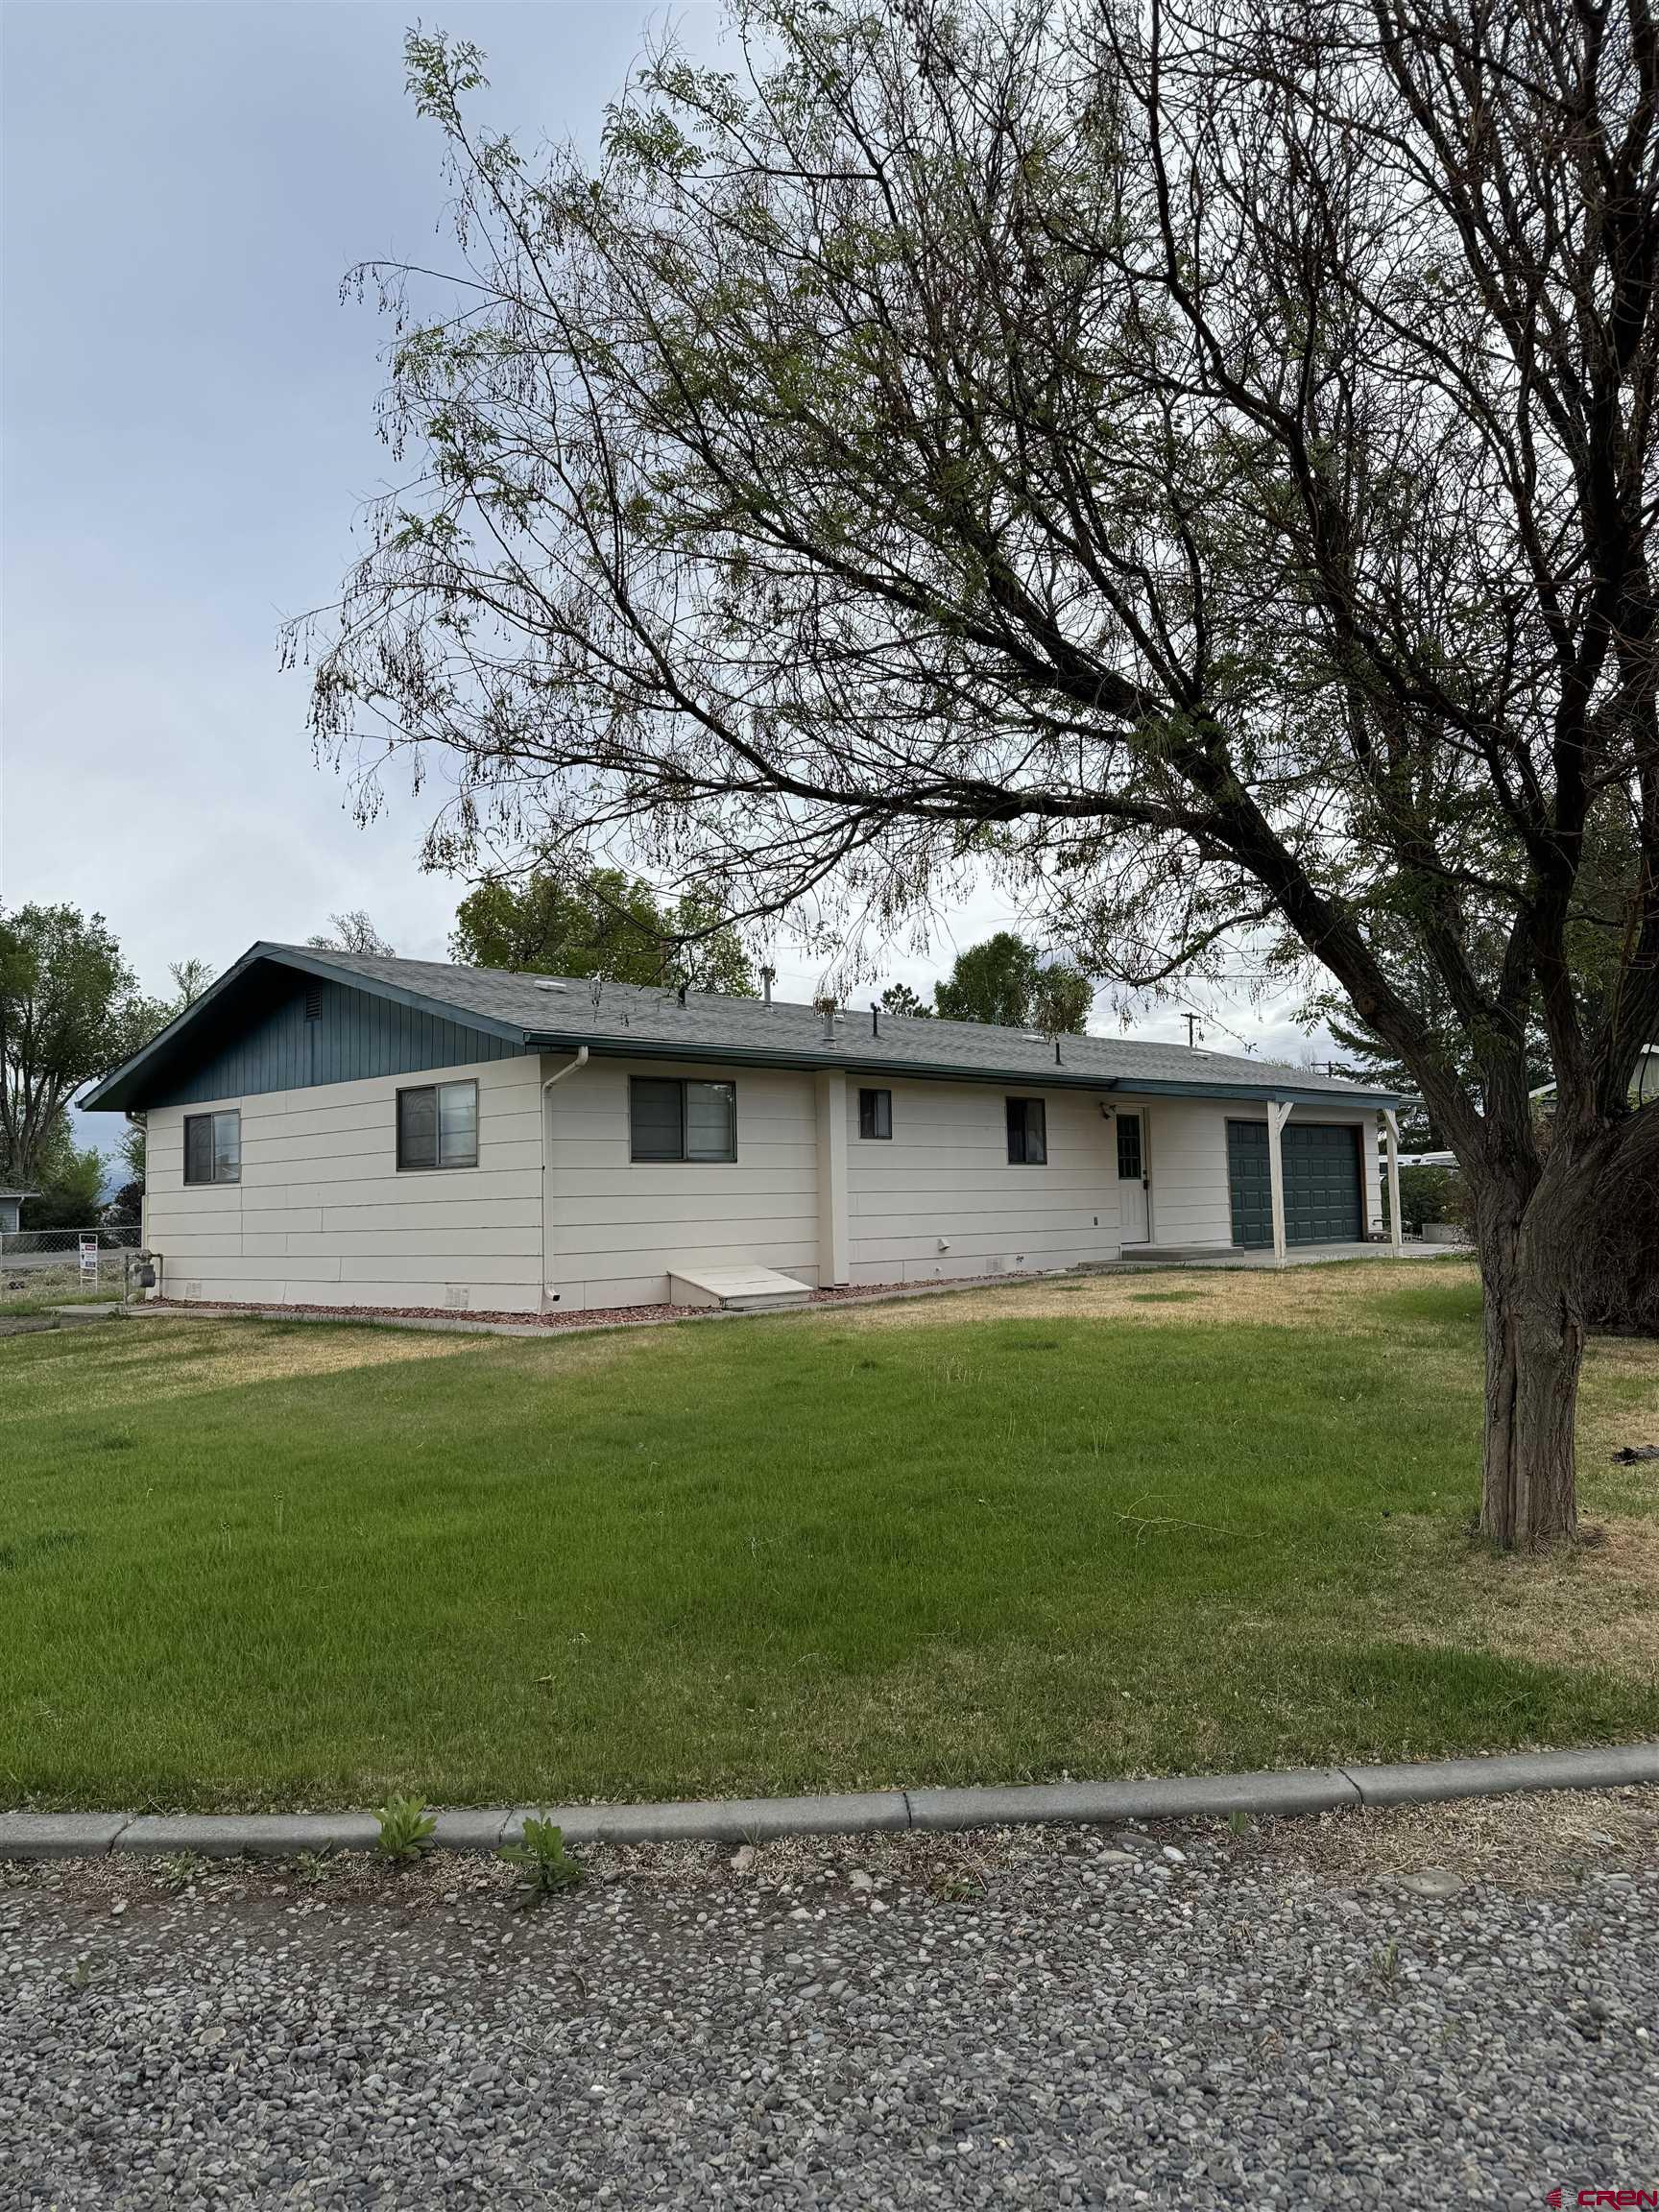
932 932 1092 1032
450 864 753 994
18 1119 107 1232
166 958 214 1009
0 905 158 1191
302 5 1659 1548
878 982 932 1021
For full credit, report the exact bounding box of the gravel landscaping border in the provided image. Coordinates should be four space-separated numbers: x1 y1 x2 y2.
4 1742 1655 1861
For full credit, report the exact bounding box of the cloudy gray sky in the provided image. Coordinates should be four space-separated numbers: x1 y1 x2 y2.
3 0 1333 1159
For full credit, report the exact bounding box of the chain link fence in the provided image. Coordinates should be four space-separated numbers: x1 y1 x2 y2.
0 1225 142 1301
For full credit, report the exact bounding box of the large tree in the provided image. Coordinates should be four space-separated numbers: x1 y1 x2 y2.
0 905 157 1190
450 863 754 993
302 2 1659 1548
934 931 1093 1030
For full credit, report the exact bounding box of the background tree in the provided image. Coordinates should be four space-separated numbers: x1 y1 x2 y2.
302 5 1659 1548
102 1180 145 1229
932 932 1093 1031
308 910 396 956
450 863 753 993
878 982 932 1020
116 1117 147 1191
0 904 156 1190
18 1120 107 1231
166 958 214 1009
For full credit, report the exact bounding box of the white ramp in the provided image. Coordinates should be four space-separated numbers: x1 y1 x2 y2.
669 1264 813 1312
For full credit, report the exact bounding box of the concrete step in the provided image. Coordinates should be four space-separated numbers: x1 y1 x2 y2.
668 1265 813 1312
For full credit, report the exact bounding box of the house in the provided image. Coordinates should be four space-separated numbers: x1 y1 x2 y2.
0 1190 33 1239
80 943 1406 1315
1530 1045 1658 1114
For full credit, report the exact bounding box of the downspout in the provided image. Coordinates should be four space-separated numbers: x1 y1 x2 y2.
540 1047 589 1304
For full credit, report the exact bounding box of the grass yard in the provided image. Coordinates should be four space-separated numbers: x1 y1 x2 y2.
2 1261 1655 1812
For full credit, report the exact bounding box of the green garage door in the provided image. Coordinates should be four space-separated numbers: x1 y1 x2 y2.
1227 1120 1362 1247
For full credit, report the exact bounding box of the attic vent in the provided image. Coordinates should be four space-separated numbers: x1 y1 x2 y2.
535 980 568 994
304 985 323 1022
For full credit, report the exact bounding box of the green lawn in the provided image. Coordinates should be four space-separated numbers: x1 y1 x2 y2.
2 1262 1654 1811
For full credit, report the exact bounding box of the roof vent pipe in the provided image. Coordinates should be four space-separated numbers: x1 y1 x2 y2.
760 965 776 1005
678 983 687 1008
872 1003 879 1038
816 996 836 1043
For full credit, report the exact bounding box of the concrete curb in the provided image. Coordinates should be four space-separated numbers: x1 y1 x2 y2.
3 1743 1655 1862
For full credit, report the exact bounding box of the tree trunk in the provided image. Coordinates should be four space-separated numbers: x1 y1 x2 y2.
1478 1216 1584 1550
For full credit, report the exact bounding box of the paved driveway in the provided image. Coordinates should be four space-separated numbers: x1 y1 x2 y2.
3 1792 1654 2209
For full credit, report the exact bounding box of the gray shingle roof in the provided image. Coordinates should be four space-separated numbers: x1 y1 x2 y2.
259 944 1397 1105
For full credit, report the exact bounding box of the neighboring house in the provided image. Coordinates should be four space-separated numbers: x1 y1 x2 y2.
80 944 1403 1314
0 1190 33 1238
1530 1045 1659 1115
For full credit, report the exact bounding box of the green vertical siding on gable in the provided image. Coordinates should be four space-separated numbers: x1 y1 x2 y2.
149 976 526 1106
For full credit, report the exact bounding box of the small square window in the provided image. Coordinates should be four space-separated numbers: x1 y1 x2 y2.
1006 1096 1047 1166
858 1088 893 1140
184 1110 240 1185
630 1077 736 1163
397 1080 478 1170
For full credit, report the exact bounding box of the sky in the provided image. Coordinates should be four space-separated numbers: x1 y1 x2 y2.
2 0 1334 1160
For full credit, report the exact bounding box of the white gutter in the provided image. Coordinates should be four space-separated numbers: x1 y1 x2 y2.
540 1047 589 1305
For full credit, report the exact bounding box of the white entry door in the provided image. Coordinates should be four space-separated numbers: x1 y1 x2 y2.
1118 1111 1150 1242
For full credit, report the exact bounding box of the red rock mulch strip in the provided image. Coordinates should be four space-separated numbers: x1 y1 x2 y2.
139 1272 1031 1333
144 1297 694 1330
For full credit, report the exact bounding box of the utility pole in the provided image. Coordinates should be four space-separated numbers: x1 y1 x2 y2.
1184 1013 1200 1049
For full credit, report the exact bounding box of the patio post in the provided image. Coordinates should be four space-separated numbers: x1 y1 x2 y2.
814 1070 851 1285
1266 1099 1293 1267
1383 1108 1404 1257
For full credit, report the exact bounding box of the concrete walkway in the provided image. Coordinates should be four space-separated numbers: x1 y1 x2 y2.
1110 1238 1465 1270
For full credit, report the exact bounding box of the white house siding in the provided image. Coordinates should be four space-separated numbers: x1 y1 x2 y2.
543 1054 820 1310
141 1045 1387 1316
142 1053 545 1312
842 1078 1122 1286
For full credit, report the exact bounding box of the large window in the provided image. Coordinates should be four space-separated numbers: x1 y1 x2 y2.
183 1110 240 1186
858 1087 893 1141
1005 1095 1047 1166
630 1077 736 1163
397 1080 478 1171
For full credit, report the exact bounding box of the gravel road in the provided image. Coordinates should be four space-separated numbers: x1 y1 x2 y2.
3 1791 1655 2210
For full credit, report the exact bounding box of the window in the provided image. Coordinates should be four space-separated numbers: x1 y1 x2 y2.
1006 1096 1047 1166
1117 1112 1142 1181
630 1077 736 1163
858 1087 893 1141
397 1079 478 1171
183 1110 240 1185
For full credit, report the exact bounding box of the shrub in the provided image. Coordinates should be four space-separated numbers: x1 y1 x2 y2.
1582 1167 1659 1337
1387 1164 1465 1234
